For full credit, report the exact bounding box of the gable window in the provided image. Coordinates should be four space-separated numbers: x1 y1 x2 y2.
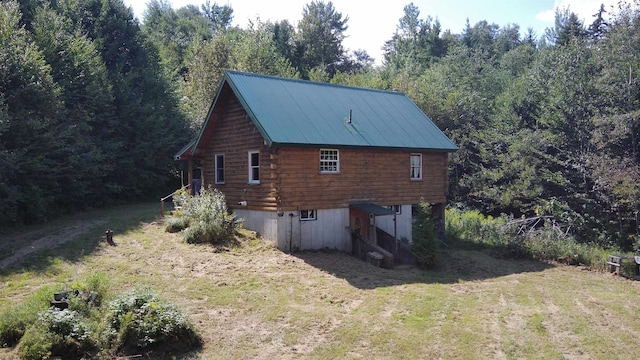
300 209 317 221
249 151 260 184
320 149 339 173
215 154 225 184
410 154 422 180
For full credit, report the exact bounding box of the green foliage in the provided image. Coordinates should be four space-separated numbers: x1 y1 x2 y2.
296 0 349 77
164 216 190 233
445 207 627 271
104 287 201 352
18 308 96 360
176 186 240 244
3 0 640 247
411 201 439 269
0 286 54 347
2 273 199 358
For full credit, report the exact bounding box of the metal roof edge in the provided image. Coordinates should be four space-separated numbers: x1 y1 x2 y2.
400 93 459 151
270 142 457 152
225 70 407 97
192 75 228 151
224 70 275 147
174 138 197 160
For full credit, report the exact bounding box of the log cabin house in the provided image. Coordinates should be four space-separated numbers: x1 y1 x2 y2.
176 70 457 256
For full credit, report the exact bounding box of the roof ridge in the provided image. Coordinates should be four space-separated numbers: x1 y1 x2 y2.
225 70 406 96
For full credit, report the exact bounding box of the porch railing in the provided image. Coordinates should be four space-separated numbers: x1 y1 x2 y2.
160 184 190 216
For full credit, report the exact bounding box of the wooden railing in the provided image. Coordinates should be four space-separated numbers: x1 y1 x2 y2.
160 184 190 216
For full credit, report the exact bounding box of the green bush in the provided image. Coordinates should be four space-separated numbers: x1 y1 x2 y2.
445 207 513 248
412 201 439 269
104 287 201 353
18 308 96 360
176 186 240 244
445 207 630 270
165 216 190 233
0 286 54 347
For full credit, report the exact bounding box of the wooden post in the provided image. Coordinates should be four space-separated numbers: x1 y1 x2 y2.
105 229 115 246
188 159 193 196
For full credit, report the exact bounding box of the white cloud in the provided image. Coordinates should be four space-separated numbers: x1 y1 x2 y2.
536 0 621 26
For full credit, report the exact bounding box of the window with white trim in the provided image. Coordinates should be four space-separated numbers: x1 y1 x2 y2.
300 209 317 221
320 149 339 173
410 154 422 180
215 154 225 184
248 151 260 184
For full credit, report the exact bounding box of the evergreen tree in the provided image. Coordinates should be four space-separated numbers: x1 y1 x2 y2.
295 0 348 77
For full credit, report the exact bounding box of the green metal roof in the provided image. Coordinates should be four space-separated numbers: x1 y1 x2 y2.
350 203 396 216
195 70 457 153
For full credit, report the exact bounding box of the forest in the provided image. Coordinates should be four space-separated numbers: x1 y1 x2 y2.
1 0 639 250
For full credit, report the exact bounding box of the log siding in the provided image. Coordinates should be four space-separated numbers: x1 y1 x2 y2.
201 91 449 212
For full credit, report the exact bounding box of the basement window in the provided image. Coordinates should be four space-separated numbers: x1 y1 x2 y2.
320 149 339 173
387 205 402 215
300 209 317 221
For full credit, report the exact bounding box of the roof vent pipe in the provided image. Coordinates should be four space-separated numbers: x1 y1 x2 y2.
347 109 352 124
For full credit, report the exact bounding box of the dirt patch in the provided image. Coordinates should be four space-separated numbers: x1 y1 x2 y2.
0 219 106 270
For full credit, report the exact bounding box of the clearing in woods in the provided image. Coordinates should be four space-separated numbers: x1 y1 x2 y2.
1 202 639 359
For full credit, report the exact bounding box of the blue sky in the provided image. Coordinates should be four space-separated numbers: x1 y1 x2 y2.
124 0 622 63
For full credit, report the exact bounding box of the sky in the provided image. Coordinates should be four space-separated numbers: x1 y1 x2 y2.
123 0 622 64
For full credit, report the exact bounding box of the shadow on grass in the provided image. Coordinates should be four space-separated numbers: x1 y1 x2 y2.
0 202 162 275
292 242 554 289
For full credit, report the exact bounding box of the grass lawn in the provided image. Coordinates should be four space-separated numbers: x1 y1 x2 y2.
1 202 639 359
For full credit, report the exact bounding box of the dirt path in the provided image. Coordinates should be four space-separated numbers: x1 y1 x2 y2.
0 219 106 270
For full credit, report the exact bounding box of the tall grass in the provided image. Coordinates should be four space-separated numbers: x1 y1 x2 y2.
445 207 634 275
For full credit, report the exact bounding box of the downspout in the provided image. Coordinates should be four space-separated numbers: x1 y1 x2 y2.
394 213 398 256
188 159 194 196
289 212 294 252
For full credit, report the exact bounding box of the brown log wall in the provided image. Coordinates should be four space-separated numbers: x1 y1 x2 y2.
201 93 278 211
275 147 448 210
200 90 449 212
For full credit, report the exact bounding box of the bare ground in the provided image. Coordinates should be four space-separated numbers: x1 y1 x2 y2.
0 219 106 270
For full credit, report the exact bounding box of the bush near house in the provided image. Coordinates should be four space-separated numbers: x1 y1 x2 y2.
172 186 240 244
412 201 439 269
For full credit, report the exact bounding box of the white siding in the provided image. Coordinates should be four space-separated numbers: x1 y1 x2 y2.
235 208 352 251
376 205 413 242
234 209 278 246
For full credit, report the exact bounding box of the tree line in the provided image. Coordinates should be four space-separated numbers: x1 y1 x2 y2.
1 0 639 251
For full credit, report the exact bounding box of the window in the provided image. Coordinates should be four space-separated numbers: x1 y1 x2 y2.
387 205 402 215
248 151 260 184
300 209 317 221
320 149 339 173
410 154 422 180
215 154 225 184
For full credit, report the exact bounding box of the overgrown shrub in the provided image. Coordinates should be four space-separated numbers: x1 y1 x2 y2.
445 207 630 271
164 216 189 233
445 207 513 248
18 308 96 360
175 186 240 244
104 287 201 353
0 286 54 347
412 201 439 269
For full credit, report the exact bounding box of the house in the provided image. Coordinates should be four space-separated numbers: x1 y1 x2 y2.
176 70 457 255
